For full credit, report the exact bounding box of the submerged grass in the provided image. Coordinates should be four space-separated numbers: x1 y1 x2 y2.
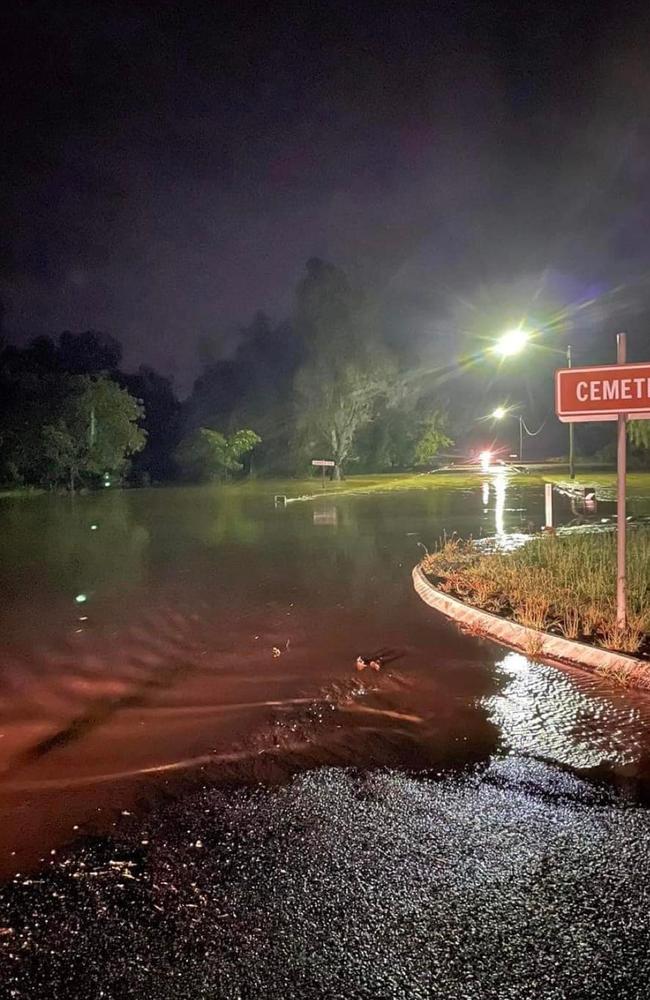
421 529 650 656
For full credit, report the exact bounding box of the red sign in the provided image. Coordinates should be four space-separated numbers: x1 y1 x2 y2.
311 459 336 466
556 363 650 422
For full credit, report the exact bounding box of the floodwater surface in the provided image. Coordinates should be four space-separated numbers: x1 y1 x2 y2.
1 474 650 874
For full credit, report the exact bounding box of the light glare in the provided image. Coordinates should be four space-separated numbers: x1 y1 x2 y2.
493 328 529 357
479 450 492 471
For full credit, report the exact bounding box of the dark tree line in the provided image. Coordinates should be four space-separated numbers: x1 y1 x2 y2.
184 258 453 479
0 331 179 489
0 259 456 489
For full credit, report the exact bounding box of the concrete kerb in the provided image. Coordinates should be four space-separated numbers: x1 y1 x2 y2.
412 564 650 688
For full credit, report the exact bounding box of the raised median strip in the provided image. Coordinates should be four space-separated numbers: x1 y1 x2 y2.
412 564 650 688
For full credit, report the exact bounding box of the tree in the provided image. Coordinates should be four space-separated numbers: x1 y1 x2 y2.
185 312 302 474
354 399 453 471
629 421 650 452
57 330 122 374
0 370 70 484
293 259 396 478
119 365 181 482
295 357 394 477
174 427 261 482
1 331 122 377
41 376 146 490
413 412 453 466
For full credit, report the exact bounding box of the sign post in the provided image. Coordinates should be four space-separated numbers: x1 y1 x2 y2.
311 458 336 488
616 333 627 627
567 343 575 479
556 338 650 630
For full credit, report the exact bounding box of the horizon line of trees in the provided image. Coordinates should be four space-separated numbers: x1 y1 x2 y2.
0 259 456 489
3 256 646 491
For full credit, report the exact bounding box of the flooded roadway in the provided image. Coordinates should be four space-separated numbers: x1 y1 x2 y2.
2 475 650 875
4 475 650 998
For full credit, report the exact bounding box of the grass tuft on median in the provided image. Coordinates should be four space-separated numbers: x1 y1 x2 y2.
421 529 650 659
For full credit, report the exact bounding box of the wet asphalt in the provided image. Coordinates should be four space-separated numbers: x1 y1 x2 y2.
2 757 650 999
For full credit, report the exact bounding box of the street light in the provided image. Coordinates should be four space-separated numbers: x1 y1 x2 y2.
492 327 530 357
492 405 525 461
491 328 575 477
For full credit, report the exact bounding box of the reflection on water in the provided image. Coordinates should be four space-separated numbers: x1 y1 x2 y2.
485 652 649 770
2 477 650 872
493 469 507 536
313 505 338 526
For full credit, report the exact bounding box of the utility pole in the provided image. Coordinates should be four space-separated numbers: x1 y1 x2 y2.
518 416 524 462
567 344 575 479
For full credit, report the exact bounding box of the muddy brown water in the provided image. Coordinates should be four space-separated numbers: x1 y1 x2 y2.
1 475 650 876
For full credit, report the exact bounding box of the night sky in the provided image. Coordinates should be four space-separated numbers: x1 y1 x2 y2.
2 1 650 392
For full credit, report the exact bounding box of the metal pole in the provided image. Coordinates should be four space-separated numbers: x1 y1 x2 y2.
544 483 553 528
89 406 96 447
567 344 575 479
519 416 523 462
616 333 627 628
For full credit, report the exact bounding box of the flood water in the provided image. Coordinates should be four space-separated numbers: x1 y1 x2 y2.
2 474 650 875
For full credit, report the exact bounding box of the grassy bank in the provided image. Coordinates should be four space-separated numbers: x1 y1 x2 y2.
230 469 547 499
544 469 650 501
234 466 650 501
421 529 650 657
0 486 45 500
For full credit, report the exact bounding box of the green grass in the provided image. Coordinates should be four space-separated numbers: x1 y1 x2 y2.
229 469 548 500
422 529 650 662
544 469 650 500
232 465 650 502
0 486 45 500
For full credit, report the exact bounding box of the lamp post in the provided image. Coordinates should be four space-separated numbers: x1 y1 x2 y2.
492 406 524 460
492 329 528 459
492 328 575 472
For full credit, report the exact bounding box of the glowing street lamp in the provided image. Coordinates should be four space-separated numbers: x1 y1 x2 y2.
491 404 524 460
491 325 574 475
492 327 530 357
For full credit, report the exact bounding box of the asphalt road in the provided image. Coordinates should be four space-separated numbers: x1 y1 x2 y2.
2 757 650 999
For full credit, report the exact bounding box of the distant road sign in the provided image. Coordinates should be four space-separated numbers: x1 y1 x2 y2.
556 363 650 422
311 459 336 466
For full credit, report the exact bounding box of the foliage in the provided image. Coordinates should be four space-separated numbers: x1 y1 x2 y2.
174 427 261 482
422 530 650 657
41 376 146 489
0 334 172 489
186 312 301 474
186 259 457 475
413 412 454 466
0 372 68 483
119 366 181 482
629 421 650 451
295 356 395 477
292 259 399 478
2 330 122 375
